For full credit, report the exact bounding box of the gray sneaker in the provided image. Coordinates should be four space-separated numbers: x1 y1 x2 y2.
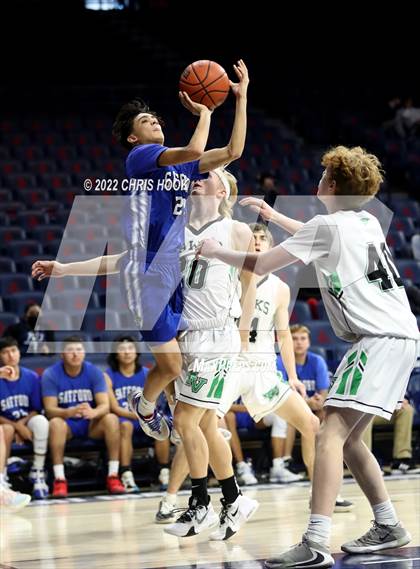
341 521 411 554
265 536 334 568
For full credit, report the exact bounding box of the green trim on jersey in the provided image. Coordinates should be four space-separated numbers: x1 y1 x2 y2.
327 271 343 297
334 350 368 396
206 358 232 400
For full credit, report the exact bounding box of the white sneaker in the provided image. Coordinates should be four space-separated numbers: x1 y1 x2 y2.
236 461 258 486
269 465 303 483
30 469 49 499
210 494 259 541
121 471 140 493
127 389 170 441
164 497 218 537
158 467 170 490
155 495 177 524
0 486 31 510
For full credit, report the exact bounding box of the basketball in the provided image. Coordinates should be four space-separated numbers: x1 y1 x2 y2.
179 60 230 110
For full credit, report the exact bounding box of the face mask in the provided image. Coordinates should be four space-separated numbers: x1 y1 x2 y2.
27 316 38 328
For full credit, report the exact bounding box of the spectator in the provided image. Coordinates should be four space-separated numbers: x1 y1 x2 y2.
0 337 49 499
256 172 278 208
394 97 420 138
362 397 420 474
2 303 54 356
41 335 125 498
105 335 171 493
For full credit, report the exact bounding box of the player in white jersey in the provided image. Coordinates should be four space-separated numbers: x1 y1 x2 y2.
31 167 258 541
218 223 319 487
198 146 419 567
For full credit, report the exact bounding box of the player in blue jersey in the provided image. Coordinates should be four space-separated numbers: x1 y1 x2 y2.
110 59 249 440
0 337 49 499
104 335 171 493
41 335 125 498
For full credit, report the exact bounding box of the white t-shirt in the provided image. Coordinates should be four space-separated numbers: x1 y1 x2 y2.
281 210 419 342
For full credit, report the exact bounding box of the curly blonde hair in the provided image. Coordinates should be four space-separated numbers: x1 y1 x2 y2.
321 146 384 198
218 169 238 218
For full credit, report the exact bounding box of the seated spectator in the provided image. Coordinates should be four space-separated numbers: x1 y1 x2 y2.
362 397 420 474
0 424 31 510
41 335 125 498
104 335 171 493
277 323 329 438
0 337 49 499
2 303 54 356
394 97 420 138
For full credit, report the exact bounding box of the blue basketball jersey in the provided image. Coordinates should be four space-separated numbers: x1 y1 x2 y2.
0 367 42 421
124 143 206 260
41 361 107 408
106 366 149 409
276 351 330 397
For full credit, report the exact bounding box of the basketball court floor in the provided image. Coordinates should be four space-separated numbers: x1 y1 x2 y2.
1 477 419 569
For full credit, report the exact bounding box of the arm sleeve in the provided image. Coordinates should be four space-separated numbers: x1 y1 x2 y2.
126 144 168 176
315 356 330 391
280 216 337 265
91 367 108 394
41 368 58 398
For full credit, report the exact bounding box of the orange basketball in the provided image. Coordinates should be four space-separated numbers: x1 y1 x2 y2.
179 60 230 110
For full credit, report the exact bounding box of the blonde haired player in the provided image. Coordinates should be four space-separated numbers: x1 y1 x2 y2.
198 146 419 567
31 167 258 541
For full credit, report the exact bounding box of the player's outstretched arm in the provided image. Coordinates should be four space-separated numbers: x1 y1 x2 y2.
158 96 212 166
197 238 298 276
274 286 306 398
198 60 249 173
31 251 127 281
239 197 304 235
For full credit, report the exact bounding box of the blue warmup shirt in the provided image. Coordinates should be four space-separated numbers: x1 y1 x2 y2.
0 367 41 420
124 143 207 260
276 351 330 397
41 361 107 408
106 366 149 409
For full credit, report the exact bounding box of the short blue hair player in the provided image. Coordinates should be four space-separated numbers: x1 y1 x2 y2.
110 60 250 440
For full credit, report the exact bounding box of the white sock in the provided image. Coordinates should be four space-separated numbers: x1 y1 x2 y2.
236 461 246 469
53 464 65 480
273 457 284 469
138 395 156 417
108 461 119 477
283 455 292 461
306 514 332 546
165 492 177 505
33 453 46 471
372 500 399 526
0 472 5 486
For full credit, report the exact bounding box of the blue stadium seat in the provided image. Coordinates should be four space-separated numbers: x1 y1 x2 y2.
82 309 121 335
26 159 57 175
14 145 45 161
0 189 13 202
307 321 338 346
0 274 33 295
47 144 78 160
0 212 10 227
0 313 19 335
308 346 328 362
17 189 50 206
15 254 51 275
0 256 16 272
391 200 420 219
0 227 26 244
8 240 43 258
407 372 420 426
396 260 420 285
5 291 48 314
36 310 73 332
392 216 416 238
4 173 37 189
15 211 50 231
39 173 72 190
386 230 409 257
45 238 85 259
411 234 420 262
290 301 312 324
31 225 64 243
316 301 327 320
0 160 23 175
49 290 100 311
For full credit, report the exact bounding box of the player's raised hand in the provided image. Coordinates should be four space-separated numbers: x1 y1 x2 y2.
0 365 18 380
179 91 212 116
31 260 65 281
196 238 222 259
230 59 249 99
239 197 275 222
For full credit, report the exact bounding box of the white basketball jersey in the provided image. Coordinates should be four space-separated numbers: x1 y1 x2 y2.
281 210 419 342
247 273 282 360
182 216 241 329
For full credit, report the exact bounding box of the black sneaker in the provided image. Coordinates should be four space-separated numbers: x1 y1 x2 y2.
391 459 420 475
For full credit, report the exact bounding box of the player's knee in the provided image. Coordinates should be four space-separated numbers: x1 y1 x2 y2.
157 359 182 381
28 414 49 438
102 413 119 430
49 417 67 435
120 421 133 437
2 423 16 440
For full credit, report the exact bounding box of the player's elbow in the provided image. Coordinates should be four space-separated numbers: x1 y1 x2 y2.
185 146 204 160
226 146 242 161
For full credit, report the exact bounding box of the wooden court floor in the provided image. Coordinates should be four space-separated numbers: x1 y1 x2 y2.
1 477 419 569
